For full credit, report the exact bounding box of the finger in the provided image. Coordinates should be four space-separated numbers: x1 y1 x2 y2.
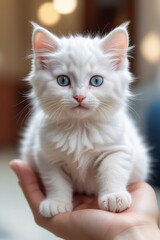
10 160 45 215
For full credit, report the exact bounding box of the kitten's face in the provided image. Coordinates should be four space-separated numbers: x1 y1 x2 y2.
30 24 131 121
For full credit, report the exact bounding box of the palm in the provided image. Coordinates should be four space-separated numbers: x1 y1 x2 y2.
10 160 159 240
50 183 158 240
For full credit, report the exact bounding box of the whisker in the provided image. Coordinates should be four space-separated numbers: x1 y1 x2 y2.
16 102 32 126
128 105 141 120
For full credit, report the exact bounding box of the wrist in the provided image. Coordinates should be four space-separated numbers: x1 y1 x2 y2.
115 223 160 240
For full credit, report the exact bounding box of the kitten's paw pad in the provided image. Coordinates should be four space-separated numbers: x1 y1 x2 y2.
98 191 132 213
39 199 73 217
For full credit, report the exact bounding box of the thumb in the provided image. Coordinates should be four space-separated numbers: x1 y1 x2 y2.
10 160 45 214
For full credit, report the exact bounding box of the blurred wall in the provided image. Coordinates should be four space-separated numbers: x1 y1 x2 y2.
0 0 21 76
0 0 85 77
136 0 160 83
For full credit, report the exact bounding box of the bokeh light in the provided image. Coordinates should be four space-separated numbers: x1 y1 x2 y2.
53 0 78 15
140 32 160 63
38 2 61 26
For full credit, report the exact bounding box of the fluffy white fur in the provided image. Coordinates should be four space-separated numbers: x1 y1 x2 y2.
21 23 150 217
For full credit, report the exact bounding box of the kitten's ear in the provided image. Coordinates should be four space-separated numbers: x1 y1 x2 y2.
101 23 129 69
32 23 59 69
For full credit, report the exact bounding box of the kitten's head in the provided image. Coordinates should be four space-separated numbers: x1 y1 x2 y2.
29 23 132 122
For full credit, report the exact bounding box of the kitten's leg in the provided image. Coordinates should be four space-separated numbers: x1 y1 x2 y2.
97 150 132 213
39 167 73 217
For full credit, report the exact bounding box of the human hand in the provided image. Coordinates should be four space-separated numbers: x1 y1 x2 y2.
10 160 160 240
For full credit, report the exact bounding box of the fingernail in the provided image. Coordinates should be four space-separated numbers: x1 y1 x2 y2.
10 161 21 179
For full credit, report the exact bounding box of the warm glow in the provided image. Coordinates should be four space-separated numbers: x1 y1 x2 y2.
38 2 61 26
53 0 77 15
140 32 160 63
0 52 3 67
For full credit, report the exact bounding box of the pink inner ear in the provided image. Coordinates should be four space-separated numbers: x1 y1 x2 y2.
33 31 58 54
102 29 129 69
113 31 128 50
103 30 128 54
33 30 59 70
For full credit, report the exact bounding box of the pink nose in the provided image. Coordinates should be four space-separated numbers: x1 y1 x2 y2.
73 95 86 103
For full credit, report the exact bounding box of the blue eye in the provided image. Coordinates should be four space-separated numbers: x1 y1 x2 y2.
57 75 70 87
90 76 103 87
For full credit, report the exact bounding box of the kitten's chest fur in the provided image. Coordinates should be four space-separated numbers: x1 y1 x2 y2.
44 117 124 162
36 113 126 194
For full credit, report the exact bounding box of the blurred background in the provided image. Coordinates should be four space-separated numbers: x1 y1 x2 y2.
0 0 160 239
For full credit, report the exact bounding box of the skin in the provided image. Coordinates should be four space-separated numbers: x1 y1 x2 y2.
10 160 160 240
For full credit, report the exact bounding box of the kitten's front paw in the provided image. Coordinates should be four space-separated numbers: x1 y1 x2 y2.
98 191 132 213
39 199 73 217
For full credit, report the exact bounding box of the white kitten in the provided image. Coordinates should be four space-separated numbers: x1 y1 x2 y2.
21 23 150 217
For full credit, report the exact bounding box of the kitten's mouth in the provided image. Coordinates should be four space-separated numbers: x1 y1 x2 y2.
72 104 89 110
